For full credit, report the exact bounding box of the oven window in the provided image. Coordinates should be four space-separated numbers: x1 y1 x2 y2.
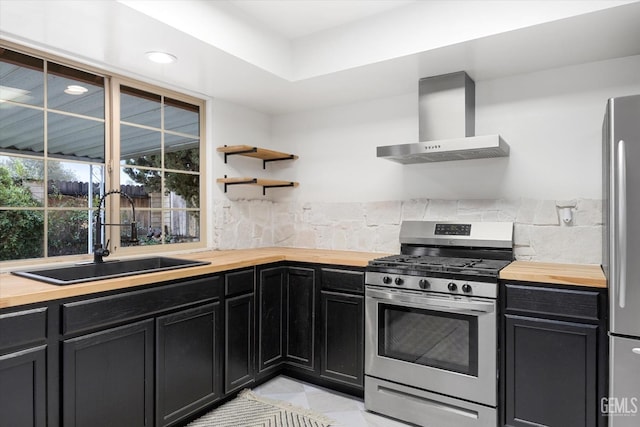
378 304 479 376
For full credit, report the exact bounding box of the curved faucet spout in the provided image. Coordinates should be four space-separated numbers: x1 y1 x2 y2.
94 189 138 263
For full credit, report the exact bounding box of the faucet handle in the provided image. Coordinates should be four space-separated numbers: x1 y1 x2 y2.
103 239 110 257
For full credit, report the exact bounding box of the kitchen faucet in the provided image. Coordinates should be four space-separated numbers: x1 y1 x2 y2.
93 189 139 263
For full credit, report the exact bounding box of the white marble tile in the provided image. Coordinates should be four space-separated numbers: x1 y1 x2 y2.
253 376 305 394
251 375 413 427
326 410 370 427
259 392 311 409
305 390 361 412
363 410 417 427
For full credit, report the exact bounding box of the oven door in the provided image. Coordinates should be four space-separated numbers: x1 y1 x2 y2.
365 286 497 406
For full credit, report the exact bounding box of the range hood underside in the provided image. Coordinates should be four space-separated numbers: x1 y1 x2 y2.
377 134 509 164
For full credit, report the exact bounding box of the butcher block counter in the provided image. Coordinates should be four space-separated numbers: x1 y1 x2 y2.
0 247 386 309
500 260 607 288
1 250 607 308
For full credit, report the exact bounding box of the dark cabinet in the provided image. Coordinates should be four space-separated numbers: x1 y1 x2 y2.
501 282 607 427
319 268 365 390
2 260 371 427
156 302 222 427
504 315 597 427
285 267 315 369
58 275 223 427
257 265 317 375
0 306 48 427
257 266 286 373
225 293 254 392
0 345 47 427
320 291 364 388
62 319 155 427
224 268 255 394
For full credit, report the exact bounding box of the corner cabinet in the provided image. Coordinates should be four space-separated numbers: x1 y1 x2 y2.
255 263 365 395
500 281 608 427
255 265 315 375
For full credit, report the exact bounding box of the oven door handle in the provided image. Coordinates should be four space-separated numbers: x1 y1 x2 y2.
366 288 495 314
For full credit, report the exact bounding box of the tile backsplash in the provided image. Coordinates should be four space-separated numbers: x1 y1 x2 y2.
212 198 602 265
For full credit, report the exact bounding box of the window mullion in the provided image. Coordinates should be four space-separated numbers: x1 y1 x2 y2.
106 77 121 254
43 59 49 258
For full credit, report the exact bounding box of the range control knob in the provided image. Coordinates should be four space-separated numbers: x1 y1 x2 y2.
462 284 472 294
418 279 430 290
447 282 458 292
395 277 404 286
382 276 392 284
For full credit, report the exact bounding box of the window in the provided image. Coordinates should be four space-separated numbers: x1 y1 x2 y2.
118 85 201 247
0 45 204 263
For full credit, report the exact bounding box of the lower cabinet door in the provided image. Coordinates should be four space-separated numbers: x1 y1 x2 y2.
286 267 315 369
257 267 285 373
156 303 221 427
320 290 364 388
62 320 154 427
504 314 598 427
0 345 47 427
225 292 255 393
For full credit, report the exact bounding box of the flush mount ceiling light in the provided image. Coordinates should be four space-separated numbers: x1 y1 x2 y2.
145 51 177 64
64 85 89 95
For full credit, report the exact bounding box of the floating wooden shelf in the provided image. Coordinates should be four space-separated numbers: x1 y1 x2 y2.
217 176 299 196
217 145 298 169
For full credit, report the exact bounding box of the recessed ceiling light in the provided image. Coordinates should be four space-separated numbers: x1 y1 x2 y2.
64 85 89 95
146 51 177 64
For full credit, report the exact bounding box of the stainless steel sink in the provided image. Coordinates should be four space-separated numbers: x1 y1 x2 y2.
12 256 211 285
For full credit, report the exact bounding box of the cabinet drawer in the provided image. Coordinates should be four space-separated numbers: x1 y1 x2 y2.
504 283 601 321
0 307 47 354
225 268 255 297
62 276 221 335
320 268 364 294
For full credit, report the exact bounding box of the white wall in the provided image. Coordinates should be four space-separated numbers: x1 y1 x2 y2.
210 98 273 201
269 55 640 202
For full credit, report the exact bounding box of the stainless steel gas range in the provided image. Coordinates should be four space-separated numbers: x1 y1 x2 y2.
364 221 513 427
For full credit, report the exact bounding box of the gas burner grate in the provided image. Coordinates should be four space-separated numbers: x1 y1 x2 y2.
369 255 511 277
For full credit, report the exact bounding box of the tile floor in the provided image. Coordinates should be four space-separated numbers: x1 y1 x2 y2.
252 375 413 427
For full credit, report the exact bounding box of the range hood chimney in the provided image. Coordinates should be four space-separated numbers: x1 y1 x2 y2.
377 71 509 163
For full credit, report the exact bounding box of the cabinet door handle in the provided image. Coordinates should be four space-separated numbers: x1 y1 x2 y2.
632 348 640 356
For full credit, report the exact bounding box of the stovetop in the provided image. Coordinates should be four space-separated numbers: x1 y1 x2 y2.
368 254 511 278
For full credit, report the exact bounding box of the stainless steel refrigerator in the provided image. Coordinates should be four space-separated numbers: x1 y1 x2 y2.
603 94 640 426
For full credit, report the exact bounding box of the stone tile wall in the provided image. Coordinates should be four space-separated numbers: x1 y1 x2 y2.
212 198 603 265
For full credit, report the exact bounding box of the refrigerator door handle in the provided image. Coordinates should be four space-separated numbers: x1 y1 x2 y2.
617 139 627 308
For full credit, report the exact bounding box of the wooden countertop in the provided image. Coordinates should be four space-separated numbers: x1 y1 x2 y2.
1 250 608 309
0 248 386 309
500 261 607 288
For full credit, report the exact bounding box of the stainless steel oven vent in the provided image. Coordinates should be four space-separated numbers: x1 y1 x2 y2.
377 71 509 163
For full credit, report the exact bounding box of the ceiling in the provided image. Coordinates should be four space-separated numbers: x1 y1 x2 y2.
1 1 640 114
227 0 416 39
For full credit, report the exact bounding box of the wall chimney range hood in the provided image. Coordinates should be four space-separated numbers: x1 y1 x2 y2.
377 71 509 163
